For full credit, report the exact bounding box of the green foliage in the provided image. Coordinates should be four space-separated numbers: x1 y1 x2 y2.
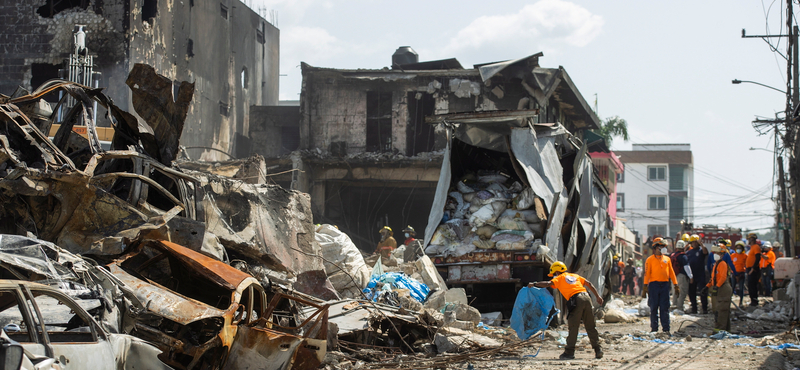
593 116 630 147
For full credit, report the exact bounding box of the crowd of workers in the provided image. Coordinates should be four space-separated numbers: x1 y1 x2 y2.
608 232 781 332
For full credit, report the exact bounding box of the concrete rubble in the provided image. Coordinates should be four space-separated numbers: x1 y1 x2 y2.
0 64 515 369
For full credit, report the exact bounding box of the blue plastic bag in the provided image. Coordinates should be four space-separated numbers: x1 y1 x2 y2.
510 287 555 340
362 272 430 303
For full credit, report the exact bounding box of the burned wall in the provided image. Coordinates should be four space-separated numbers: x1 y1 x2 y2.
0 3 125 95
249 105 301 158
125 0 280 161
0 0 279 162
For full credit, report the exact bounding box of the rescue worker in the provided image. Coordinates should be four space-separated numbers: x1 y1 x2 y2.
642 238 679 334
529 262 603 360
731 240 748 307
617 257 625 293
706 238 736 280
708 244 733 332
401 226 424 262
681 233 691 244
622 258 636 296
745 233 762 306
375 226 397 260
760 242 776 297
773 241 785 258
670 240 692 312
686 234 709 314
611 255 622 293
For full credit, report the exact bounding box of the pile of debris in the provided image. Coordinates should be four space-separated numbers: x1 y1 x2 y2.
0 65 513 369
425 172 547 257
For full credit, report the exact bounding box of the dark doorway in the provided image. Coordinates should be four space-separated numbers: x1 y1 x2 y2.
406 92 435 156
321 182 436 253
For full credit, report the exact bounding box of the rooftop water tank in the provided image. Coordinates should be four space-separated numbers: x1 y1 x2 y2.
392 46 418 67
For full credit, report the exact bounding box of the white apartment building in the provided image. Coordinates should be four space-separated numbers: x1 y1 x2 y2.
614 144 694 243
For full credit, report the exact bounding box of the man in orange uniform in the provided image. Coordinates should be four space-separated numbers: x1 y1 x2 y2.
745 233 762 306
730 241 748 307
708 244 733 332
530 261 603 360
642 238 679 334
760 242 777 296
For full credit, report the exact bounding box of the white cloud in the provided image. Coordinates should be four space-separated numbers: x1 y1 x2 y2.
442 0 603 56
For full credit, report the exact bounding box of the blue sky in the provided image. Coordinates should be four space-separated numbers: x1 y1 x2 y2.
253 0 788 232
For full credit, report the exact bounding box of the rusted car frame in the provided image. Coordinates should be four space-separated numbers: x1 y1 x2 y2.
109 240 328 370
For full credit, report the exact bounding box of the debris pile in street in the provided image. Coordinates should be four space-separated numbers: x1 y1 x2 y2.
0 64 514 369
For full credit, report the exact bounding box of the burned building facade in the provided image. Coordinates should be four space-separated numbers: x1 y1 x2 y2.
0 0 279 159
258 51 601 253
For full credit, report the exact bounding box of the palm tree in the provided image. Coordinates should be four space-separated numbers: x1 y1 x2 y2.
593 116 629 147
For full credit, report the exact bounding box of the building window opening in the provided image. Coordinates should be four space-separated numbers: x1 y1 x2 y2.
142 0 157 22
36 0 89 18
220 3 229 19
31 63 62 102
648 195 666 210
219 101 230 116
648 225 667 238
241 67 248 89
648 166 666 181
366 92 392 153
616 193 625 212
187 39 194 58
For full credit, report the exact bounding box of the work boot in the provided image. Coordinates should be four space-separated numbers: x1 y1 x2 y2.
595 349 603 359
559 352 575 360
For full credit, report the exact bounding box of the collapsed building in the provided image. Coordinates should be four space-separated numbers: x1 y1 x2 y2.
257 50 620 314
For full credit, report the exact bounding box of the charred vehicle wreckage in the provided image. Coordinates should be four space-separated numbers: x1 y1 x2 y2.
0 65 333 369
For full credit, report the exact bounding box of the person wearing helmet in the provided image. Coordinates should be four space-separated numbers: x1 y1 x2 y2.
375 226 397 260
686 235 709 314
642 238 679 334
760 242 776 297
622 258 636 296
731 240 748 307
707 244 733 332
682 233 691 243
669 240 693 312
401 226 424 262
611 255 622 294
529 262 603 360
773 241 784 258
745 233 762 306
706 239 737 292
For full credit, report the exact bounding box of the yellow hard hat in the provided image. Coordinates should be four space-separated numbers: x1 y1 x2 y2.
549 261 567 277
725 239 732 246
690 234 700 242
681 233 690 242
380 226 392 233
613 255 619 259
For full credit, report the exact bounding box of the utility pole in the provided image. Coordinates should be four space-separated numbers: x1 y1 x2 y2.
742 0 797 255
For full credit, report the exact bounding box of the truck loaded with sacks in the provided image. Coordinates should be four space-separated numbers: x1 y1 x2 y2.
422 115 614 314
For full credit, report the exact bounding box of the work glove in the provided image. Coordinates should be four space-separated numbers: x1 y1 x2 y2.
710 286 719 296
641 284 648 298
700 286 708 296
674 284 680 295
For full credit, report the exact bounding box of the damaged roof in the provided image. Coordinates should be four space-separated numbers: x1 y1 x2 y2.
302 52 600 130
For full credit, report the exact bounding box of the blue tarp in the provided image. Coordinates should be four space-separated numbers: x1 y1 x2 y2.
363 272 430 303
630 335 683 345
510 287 555 340
735 342 800 350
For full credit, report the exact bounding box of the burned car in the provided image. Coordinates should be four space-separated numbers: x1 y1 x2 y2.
108 239 329 370
0 280 171 369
